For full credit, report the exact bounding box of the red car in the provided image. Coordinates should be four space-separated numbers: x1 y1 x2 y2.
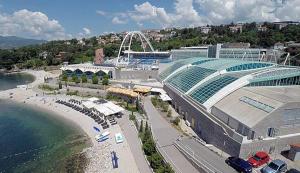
247 151 270 168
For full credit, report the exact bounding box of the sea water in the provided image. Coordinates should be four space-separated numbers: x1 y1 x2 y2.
0 73 35 91
0 73 88 172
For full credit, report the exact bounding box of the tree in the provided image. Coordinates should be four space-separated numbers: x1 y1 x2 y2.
148 153 163 170
139 120 144 133
158 164 174 173
81 74 88 83
92 74 98 84
102 74 109 85
142 127 151 144
62 73 68 81
58 81 62 89
71 74 78 82
145 121 149 132
143 139 156 156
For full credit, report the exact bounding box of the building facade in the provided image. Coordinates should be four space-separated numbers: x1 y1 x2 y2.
160 57 300 158
94 48 105 65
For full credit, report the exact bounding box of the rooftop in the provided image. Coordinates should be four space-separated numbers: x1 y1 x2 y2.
161 58 300 110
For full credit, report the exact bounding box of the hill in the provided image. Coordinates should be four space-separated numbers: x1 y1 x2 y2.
0 36 46 49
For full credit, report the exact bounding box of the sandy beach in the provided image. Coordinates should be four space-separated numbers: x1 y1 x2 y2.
0 70 140 173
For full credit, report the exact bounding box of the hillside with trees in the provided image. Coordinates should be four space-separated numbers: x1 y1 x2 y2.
1 22 300 70
0 36 46 49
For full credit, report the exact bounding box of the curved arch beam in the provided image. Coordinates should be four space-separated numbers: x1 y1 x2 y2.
117 31 155 66
137 31 154 52
117 33 130 61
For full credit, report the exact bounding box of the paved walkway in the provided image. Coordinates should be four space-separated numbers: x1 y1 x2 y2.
118 113 152 173
143 97 199 173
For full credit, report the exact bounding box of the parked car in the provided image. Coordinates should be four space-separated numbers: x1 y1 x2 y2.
261 159 287 173
225 156 253 173
287 169 300 173
248 151 270 167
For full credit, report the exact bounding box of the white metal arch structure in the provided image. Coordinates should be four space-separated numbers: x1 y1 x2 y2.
117 31 154 65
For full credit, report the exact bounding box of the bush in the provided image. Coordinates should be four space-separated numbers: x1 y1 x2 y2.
161 103 169 112
173 117 180 126
167 110 172 117
129 113 136 121
67 90 79 96
38 84 58 91
151 96 158 107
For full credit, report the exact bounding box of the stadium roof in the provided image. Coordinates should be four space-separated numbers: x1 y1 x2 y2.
161 58 300 110
213 87 284 128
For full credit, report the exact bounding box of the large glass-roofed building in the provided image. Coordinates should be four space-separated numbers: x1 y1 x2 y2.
160 56 300 158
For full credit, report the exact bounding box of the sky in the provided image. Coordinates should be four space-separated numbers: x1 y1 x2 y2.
0 0 299 40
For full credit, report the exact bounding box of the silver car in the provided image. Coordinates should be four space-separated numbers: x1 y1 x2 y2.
261 159 287 173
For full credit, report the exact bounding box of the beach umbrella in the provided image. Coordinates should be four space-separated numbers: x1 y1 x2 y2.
93 126 100 132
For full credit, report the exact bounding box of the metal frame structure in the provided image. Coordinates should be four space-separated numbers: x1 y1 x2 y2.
117 31 154 66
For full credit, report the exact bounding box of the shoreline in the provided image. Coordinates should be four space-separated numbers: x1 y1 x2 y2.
0 70 140 173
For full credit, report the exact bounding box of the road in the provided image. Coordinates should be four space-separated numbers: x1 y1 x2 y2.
176 137 236 173
143 97 199 173
144 96 236 173
118 113 152 173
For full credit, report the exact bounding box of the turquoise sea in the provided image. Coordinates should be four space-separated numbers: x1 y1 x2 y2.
0 73 88 173
0 73 35 91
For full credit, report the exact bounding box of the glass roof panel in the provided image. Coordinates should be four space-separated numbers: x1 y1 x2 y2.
167 66 216 93
159 58 200 80
189 75 238 104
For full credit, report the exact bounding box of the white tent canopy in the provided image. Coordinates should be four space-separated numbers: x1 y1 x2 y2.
160 93 172 101
82 101 96 109
151 88 166 94
88 97 99 102
82 98 124 116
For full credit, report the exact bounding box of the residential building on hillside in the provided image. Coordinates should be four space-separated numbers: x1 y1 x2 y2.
273 21 300 30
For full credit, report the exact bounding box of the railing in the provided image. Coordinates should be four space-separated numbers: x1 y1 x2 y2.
174 140 222 173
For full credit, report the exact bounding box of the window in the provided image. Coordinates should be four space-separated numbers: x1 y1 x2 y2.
267 128 279 137
240 96 275 113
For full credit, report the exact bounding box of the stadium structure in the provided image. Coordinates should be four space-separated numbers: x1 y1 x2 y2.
60 31 171 80
160 56 300 158
116 31 170 67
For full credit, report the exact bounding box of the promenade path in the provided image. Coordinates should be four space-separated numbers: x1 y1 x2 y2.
118 113 152 173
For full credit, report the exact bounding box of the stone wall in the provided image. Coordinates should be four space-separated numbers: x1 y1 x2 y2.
115 69 158 80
